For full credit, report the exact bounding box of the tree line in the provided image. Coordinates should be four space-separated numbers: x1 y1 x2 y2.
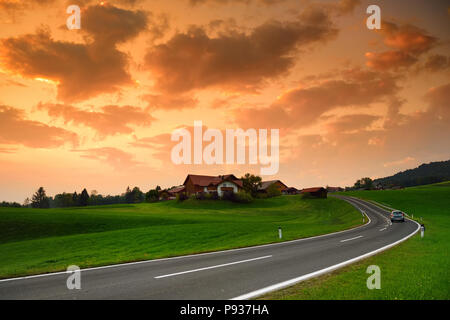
0 173 284 209
1 185 167 209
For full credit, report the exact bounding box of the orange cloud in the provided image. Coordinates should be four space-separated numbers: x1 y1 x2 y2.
365 21 437 71
325 114 381 133
145 7 338 94
0 4 149 102
365 51 417 71
422 54 450 73
380 21 436 54
143 94 199 110
424 83 450 120
72 147 141 169
0 105 78 148
38 103 155 137
233 68 399 129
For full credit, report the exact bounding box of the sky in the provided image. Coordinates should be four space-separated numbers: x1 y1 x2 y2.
0 0 449 202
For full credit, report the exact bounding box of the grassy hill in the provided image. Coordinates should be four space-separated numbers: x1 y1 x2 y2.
0 196 361 279
260 182 450 300
374 159 450 188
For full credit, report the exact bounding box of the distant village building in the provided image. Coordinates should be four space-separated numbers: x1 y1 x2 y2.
301 187 328 198
182 174 289 197
257 180 288 194
165 185 186 199
282 187 300 195
326 186 344 193
183 174 243 197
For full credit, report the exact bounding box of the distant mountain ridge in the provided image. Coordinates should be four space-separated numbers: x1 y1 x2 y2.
374 160 450 188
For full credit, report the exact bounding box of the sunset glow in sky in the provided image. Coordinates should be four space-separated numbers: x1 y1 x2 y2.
0 0 449 202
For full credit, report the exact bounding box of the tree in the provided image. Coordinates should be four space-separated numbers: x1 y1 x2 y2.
241 173 262 197
79 189 90 206
54 192 75 207
354 177 374 190
72 191 79 206
145 189 159 202
31 187 50 208
267 184 281 197
23 198 31 207
125 186 133 203
125 186 144 203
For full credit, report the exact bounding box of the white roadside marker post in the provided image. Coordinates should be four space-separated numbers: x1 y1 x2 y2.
421 224 425 238
278 227 282 239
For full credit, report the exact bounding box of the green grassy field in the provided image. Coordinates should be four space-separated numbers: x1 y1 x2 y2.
259 182 450 300
0 196 362 279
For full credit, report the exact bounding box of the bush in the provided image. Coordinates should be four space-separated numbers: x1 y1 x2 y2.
210 192 219 200
255 192 268 199
267 184 282 198
176 193 188 202
221 190 235 201
196 192 207 200
233 191 253 203
301 192 315 199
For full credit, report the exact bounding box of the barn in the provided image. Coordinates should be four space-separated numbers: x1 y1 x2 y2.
301 187 328 198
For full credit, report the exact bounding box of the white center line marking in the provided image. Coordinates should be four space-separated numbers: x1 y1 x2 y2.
154 255 272 279
379 228 387 231
340 235 363 242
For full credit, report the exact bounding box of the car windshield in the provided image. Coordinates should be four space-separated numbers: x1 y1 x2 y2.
393 211 403 216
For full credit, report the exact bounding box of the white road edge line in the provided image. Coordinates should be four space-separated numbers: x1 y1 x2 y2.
0 198 371 283
231 216 420 300
379 228 387 231
340 235 363 242
154 255 272 279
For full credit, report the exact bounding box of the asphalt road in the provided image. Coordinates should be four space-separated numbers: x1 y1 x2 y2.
0 196 419 300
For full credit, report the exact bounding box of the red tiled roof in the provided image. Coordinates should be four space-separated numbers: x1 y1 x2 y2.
184 174 242 187
258 180 288 190
184 174 222 186
168 185 185 194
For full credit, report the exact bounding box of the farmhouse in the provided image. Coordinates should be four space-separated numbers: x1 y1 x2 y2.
282 187 299 195
301 187 328 198
258 180 288 193
326 186 344 193
183 174 243 197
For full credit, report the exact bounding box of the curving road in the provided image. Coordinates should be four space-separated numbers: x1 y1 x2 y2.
0 196 420 300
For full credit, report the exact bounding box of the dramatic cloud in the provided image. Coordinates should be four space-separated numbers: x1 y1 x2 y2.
325 114 381 133
282 83 450 186
143 94 198 110
83 4 148 45
380 21 436 54
424 83 450 120
188 0 286 6
72 147 141 169
145 6 338 94
365 21 437 71
422 54 450 73
189 0 360 14
365 51 417 71
38 103 155 137
0 105 78 148
233 68 399 129
0 4 148 102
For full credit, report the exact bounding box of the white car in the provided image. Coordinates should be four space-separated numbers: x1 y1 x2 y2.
390 210 405 223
